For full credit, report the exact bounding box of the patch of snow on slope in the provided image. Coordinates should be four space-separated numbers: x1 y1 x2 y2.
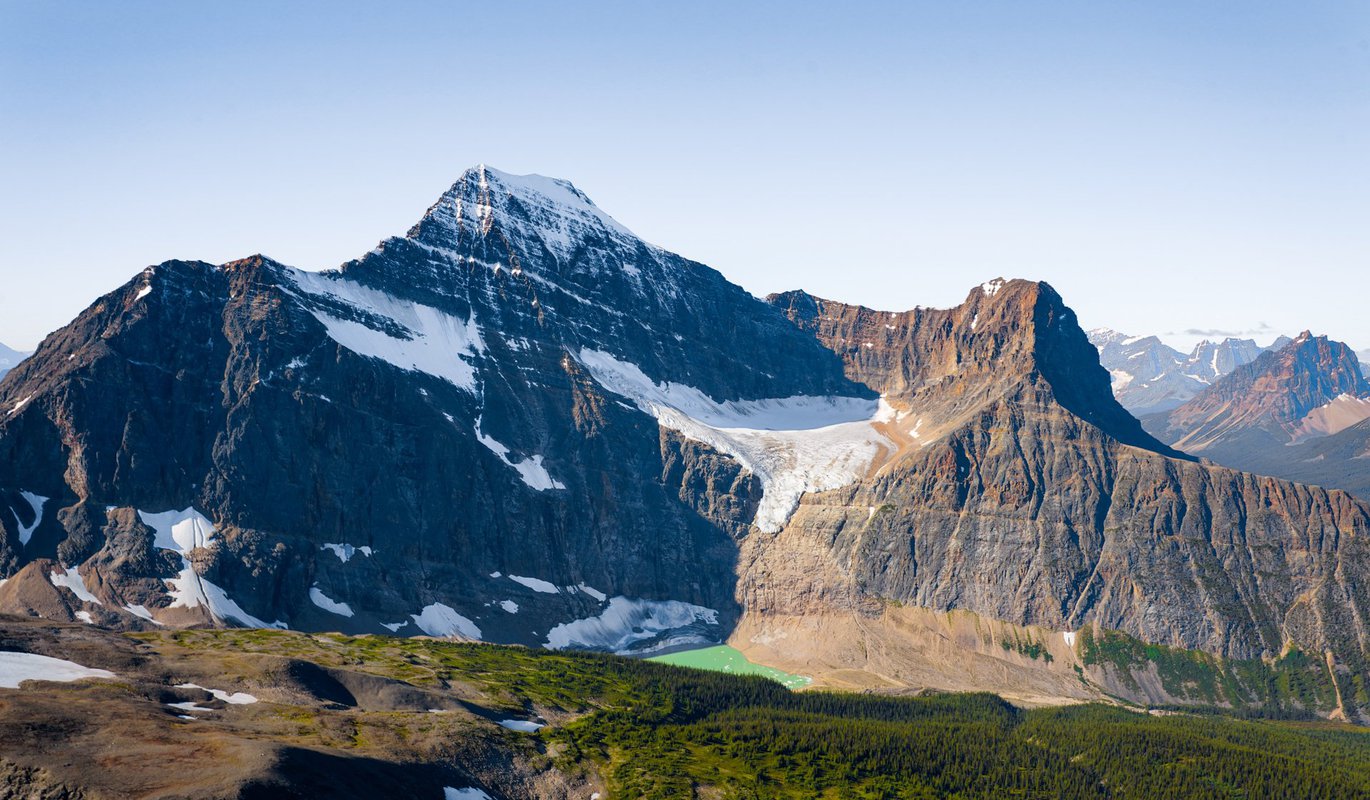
124 604 161 624
498 718 545 732
0 652 115 688
75 610 94 624
576 583 608 602
509 575 560 594
140 507 285 629
474 419 566 491
176 683 258 704
7 394 32 417
545 596 720 653
411 603 482 639
321 542 373 562
499 600 519 614
168 567 287 629
444 788 493 800
287 270 484 392
578 349 893 532
15 491 46 545
139 507 215 553
309 586 355 617
49 567 101 605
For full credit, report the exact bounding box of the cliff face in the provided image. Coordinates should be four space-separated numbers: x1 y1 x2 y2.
756 281 1370 715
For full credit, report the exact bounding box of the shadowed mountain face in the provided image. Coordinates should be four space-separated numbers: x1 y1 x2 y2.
1143 332 1370 500
0 166 866 651
1 168 1369 719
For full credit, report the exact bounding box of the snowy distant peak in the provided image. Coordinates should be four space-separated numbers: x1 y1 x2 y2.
407 164 640 263
1088 327 1276 416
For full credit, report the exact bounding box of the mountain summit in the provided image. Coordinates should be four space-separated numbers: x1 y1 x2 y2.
407 165 639 266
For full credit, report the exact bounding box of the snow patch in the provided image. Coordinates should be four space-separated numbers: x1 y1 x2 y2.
499 600 519 614
474 419 566 491
287 270 485 392
545 596 720 653
7 394 33 417
140 507 285 629
49 567 101 605
498 718 545 732
508 575 560 594
1063 630 1077 648
167 568 287 629
576 583 608 602
75 610 94 624
443 788 493 800
0 652 115 688
380 620 409 632
138 507 215 554
411 603 482 639
15 491 46 545
577 349 893 532
321 542 373 563
980 278 1006 297
309 586 355 617
124 604 161 624
176 682 258 704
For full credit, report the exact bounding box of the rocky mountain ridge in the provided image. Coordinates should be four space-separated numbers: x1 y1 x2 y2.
1144 332 1370 500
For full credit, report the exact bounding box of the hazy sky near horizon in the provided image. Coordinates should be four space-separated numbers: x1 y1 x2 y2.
1 1 1367 352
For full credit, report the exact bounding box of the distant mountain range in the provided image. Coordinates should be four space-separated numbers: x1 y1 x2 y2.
1086 329 1290 416
0 342 29 379
1144 332 1370 500
3 166 1369 723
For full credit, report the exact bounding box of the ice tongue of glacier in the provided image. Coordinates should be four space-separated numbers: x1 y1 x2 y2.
577 348 894 533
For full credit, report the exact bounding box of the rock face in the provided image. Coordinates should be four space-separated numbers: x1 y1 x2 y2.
0 166 862 651
1087 328 1280 416
1144 332 1370 500
757 283 1370 717
1 169 1369 719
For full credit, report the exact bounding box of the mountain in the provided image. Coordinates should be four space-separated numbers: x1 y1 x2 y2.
1145 332 1370 500
1086 328 1280 415
2 168 1370 721
0 341 28 379
0 165 869 652
1361 347 1370 371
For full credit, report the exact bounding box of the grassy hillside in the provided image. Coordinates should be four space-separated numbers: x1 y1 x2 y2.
150 629 1370 799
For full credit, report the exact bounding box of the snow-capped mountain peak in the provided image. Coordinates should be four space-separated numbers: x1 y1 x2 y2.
406 164 639 265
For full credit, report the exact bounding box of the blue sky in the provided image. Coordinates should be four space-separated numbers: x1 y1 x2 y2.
2 1 1367 352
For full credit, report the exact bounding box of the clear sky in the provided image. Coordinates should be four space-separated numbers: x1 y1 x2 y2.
2 1 1367 353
